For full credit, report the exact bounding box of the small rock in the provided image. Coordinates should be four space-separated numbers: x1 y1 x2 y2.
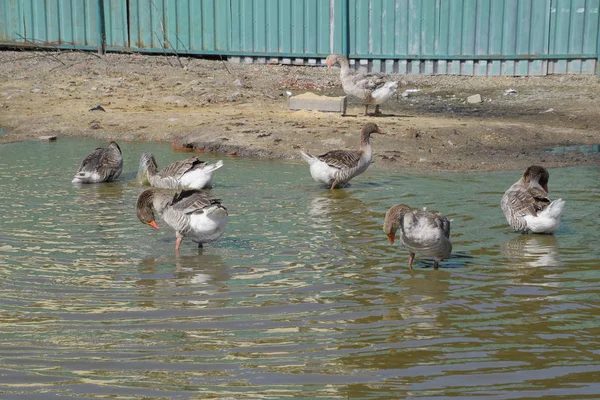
31 88 42 93
39 135 57 141
163 95 185 105
418 157 427 162
447 140 454 146
233 78 244 87
227 92 241 101
540 108 555 113
90 123 101 130
168 118 179 122
504 88 518 95
467 94 482 104
89 104 106 112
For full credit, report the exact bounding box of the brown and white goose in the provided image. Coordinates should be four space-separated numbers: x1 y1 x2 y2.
501 165 564 234
383 204 452 269
72 141 123 184
138 152 223 190
326 54 398 116
300 123 382 189
136 188 228 252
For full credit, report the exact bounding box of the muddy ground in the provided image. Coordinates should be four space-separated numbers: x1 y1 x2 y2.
0 50 598 172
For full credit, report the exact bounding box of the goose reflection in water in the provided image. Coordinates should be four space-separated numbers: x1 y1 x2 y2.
502 234 561 268
73 181 125 204
135 254 229 295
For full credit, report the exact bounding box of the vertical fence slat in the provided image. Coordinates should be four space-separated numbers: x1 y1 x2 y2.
291 0 303 54
305 0 317 55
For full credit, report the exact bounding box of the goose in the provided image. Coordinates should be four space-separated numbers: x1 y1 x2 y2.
501 165 565 234
326 53 398 116
138 152 223 190
383 204 452 269
72 141 123 184
136 188 228 252
300 122 382 189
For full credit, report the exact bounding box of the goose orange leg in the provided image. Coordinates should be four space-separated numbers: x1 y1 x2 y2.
408 252 415 269
175 236 183 252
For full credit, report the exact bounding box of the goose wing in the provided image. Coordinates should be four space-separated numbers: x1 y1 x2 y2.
317 150 362 169
529 186 552 212
159 157 205 180
432 212 451 239
77 144 122 180
501 184 553 231
77 147 105 173
170 190 222 214
350 71 390 92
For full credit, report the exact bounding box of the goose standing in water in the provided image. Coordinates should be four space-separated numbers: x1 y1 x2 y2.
326 53 398 116
72 141 123 184
501 165 565 234
300 123 382 189
138 152 223 190
136 188 228 252
383 204 452 269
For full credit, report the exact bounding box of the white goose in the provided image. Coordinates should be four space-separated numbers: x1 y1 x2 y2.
136 188 228 252
326 53 398 116
383 204 452 269
300 123 382 189
138 152 223 190
501 165 565 234
72 141 123 183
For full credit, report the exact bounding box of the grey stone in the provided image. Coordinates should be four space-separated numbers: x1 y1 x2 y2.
288 93 347 114
467 94 482 103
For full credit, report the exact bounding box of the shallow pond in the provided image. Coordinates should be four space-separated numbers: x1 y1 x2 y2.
0 138 599 399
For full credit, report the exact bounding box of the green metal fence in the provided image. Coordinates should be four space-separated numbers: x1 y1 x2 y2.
1 0 599 75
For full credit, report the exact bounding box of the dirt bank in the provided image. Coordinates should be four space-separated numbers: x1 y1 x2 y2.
1 50 598 172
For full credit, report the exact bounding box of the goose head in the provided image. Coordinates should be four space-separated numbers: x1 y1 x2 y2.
325 54 349 69
522 165 549 192
383 204 412 244
136 189 160 230
360 122 383 145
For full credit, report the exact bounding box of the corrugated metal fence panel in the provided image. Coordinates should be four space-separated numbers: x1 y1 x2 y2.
0 0 98 48
229 0 341 56
104 0 128 49
548 0 600 73
352 0 552 75
1 0 598 75
126 0 341 57
349 0 598 76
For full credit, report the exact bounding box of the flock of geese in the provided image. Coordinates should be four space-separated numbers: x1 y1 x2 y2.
70 54 566 267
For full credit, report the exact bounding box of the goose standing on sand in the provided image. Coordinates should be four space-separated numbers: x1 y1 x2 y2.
326 53 398 116
136 188 228 252
300 122 382 189
383 204 452 269
72 141 123 183
501 165 565 234
138 152 223 190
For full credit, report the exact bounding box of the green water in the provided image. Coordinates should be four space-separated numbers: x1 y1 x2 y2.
0 138 599 399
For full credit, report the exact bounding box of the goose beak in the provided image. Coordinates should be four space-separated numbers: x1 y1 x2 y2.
387 233 395 244
377 129 384 135
543 184 548 193
326 60 332 68
148 221 159 230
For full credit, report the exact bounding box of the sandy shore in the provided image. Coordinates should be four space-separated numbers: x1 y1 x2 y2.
1 50 599 172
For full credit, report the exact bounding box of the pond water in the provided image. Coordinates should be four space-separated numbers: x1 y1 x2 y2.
0 138 599 399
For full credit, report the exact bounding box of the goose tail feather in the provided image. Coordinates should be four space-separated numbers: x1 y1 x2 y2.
300 151 316 165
